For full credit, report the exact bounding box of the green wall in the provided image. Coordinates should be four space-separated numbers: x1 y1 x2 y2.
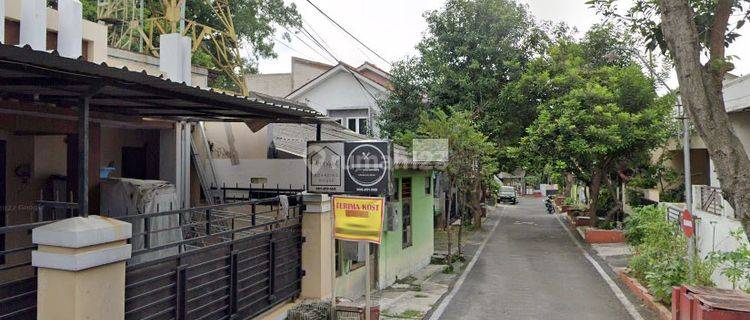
334 169 437 297
378 169 435 288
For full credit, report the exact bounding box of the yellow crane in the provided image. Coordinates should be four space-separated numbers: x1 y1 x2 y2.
97 0 248 95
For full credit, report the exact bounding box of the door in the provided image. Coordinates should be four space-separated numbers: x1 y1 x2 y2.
0 141 6 263
122 147 147 179
401 177 412 248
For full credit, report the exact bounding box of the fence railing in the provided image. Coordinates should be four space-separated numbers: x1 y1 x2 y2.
699 186 724 216
123 195 304 320
0 194 304 320
211 184 305 202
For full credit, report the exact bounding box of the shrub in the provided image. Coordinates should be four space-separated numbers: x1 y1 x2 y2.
563 197 575 205
623 205 664 246
626 205 715 304
709 229 750 291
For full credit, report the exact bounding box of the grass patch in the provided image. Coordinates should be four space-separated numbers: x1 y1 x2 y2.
400 310 424 318
395 276 417 284
442 265 454 274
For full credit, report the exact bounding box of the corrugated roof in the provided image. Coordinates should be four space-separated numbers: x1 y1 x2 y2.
0 43 324 122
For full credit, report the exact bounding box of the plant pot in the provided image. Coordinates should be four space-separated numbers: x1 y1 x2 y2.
584 228 624 243
560 205 571 213
554 196 565 206
574 216 591 227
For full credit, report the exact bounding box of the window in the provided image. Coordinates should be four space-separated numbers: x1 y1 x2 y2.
344 117 369 135
425 176 431 195
402 178 413 248
358 118 369 135
392 178 400 201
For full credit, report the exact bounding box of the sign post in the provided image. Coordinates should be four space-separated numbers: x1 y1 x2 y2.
332 196 385 320
681 209 694 238
308 140 391 319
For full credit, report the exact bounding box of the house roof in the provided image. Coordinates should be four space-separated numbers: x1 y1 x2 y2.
269 122 444 171
285 63 391 100
0 43 324 122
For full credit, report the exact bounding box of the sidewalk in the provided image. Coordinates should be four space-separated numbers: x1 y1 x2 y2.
377 205 504 319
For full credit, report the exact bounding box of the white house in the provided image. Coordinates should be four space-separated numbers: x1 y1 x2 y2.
247 57 392 137
664 73 750 289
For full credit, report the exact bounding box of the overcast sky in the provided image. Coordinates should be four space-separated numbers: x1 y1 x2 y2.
257 0 750 83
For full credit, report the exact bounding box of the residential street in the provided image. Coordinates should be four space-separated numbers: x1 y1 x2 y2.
434 198 644 320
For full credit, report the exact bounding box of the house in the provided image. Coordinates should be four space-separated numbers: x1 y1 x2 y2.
335 145 443 298
651 73 750 289
248 57 391 137
0 2 325 319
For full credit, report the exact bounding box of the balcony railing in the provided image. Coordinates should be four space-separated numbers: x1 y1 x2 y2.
699 185 724 216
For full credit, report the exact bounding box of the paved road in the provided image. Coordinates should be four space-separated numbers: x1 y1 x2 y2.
437 198 638 320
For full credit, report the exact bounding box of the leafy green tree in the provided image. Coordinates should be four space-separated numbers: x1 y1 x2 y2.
519 32 673 226
397 109 496 259
379 0 545 171
185 0 301 72
589 0 750 239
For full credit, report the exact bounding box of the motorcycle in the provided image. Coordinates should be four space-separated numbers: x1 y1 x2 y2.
544 196 555 214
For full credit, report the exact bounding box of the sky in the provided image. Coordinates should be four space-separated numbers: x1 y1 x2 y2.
257 0 750 82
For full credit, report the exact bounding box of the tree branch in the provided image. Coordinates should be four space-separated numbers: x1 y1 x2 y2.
709 0 732 61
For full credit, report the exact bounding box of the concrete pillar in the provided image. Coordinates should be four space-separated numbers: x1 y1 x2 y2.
159 33 192 85
20 0 46 50
57 0 83 59
301 193 334 300
160 122 190 208
32 215 132 320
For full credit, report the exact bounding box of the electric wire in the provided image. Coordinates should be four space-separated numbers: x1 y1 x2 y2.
303 0 392 67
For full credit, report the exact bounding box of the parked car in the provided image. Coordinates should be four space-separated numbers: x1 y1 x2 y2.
499 186 518 204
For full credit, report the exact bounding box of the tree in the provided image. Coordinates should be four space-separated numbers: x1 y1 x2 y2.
397 109 496 260
519 32 673 227
378 0 544 171
185 0 301 73
589 0 750 237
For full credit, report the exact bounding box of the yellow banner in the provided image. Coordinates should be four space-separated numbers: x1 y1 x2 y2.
333 196 385 244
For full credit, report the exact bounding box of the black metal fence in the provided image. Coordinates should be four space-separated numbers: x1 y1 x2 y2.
0 194 304 320
0 200 78 320
211 184 305 202
123 195 304 320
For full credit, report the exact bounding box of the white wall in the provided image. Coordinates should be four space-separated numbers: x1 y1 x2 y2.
212 159 305 189
692 185 745 289
293 70 385 114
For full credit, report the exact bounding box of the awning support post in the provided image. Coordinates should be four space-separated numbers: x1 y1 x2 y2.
78 97 89 217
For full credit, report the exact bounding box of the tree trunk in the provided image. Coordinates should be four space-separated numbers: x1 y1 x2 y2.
659 0 750 236
445 180 455 265
604 176 624 223
473 176 483 229
589 169 603 228
564 173 574 197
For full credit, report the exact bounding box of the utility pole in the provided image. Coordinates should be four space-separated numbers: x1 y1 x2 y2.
680 97 696 281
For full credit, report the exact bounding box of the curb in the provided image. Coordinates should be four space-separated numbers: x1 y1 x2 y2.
616 269 672 320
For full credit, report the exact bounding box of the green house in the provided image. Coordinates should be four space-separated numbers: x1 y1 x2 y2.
335 147 443 298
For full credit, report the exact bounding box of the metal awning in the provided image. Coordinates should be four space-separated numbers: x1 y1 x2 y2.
0 43 324 122
0 42 325 217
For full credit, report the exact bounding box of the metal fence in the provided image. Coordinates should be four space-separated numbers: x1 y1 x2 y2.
0 200 79 320
699 186 724 216
0 194 304 320
211 184 305 202
123 195 304 320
